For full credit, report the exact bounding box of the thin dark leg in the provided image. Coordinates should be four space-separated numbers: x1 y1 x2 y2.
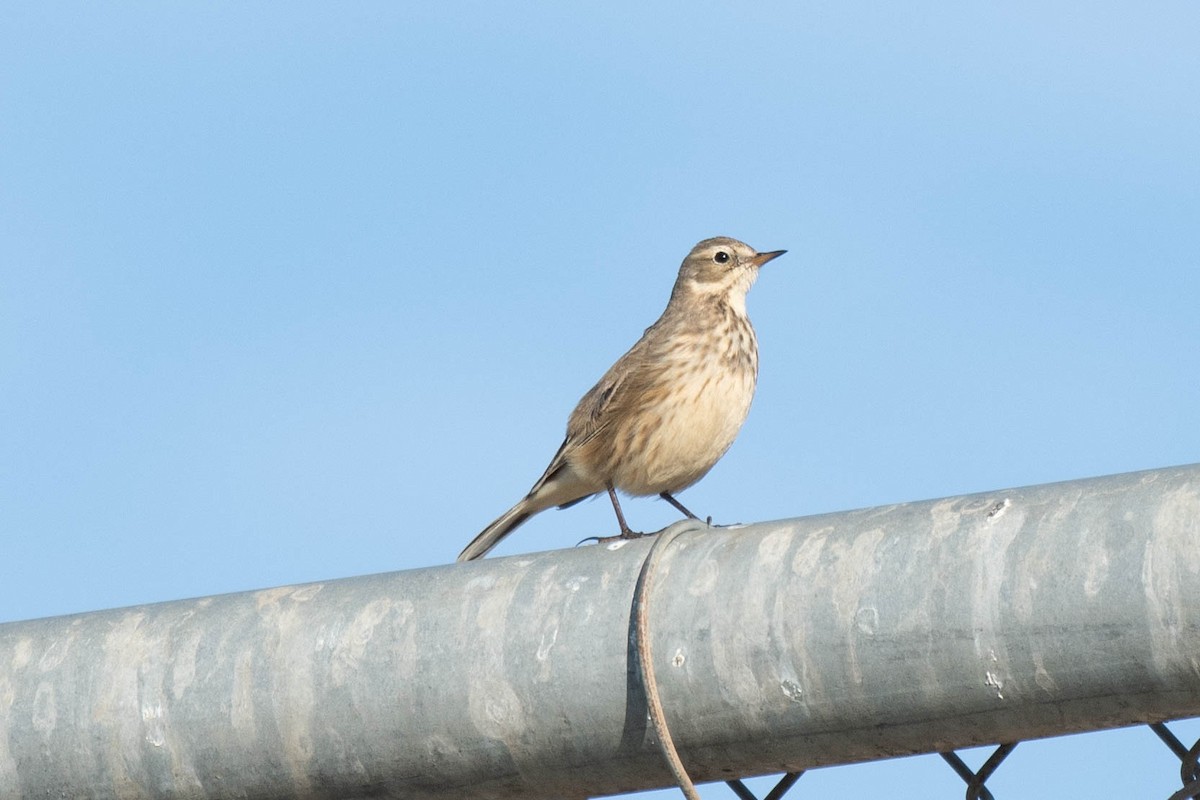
660 491 699 520
607 485 639 538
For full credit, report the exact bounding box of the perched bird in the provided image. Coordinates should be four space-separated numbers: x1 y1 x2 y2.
457 237 785 562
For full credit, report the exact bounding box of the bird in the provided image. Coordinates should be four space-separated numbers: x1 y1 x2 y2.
457 237 786 562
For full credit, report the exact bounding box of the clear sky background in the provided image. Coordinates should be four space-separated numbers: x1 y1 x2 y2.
2 3 1199 799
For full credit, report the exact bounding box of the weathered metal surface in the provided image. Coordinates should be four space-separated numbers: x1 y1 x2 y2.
1 464 1198 798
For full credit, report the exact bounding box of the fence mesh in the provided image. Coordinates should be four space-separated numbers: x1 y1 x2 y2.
624 718 1200 800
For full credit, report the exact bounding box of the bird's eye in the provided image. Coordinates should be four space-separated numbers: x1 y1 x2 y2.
713 251 730 264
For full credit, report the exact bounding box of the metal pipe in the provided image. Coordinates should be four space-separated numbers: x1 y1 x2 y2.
2 464 1198 799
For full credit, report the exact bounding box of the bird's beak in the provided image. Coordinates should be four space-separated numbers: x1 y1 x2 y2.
751 249 787 267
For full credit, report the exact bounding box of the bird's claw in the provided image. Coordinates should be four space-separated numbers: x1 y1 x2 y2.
576 518 713 549
576 530 647 548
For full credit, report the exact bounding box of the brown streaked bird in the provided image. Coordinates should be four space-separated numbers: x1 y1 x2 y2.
457 237 785 562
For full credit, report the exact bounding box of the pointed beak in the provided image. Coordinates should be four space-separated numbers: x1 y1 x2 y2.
750 249 787 267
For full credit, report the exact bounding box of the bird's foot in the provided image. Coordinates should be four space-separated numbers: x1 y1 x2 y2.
576 529 647 548
576 518 712 549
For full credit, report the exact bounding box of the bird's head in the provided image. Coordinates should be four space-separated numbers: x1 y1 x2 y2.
671 237 786 309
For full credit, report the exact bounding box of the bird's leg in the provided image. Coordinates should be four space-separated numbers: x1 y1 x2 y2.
576 487 669 548
659 491 700 520
608 485 642 538
574 487 645 548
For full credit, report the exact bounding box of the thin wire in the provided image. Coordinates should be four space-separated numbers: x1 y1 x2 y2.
1152 722 1192 761
633 523 700 800
726 772 805 800
939 743 1017 800
1152 723 1200 800
1167 778 1200 800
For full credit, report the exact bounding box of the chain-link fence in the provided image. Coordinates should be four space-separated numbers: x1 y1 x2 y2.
622 719 1200 800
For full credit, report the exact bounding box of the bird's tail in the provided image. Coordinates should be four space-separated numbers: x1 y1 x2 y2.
457 500 534 562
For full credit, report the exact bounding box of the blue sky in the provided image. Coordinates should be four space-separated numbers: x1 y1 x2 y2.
2 3 1198 798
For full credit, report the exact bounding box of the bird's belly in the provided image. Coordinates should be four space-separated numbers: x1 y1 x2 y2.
612 364 755 496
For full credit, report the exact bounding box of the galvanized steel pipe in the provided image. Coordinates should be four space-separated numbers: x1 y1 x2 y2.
1 464 1198 799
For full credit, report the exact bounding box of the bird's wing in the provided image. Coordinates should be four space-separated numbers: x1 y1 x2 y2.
567 370 624 448
525 434 574 494
529 327 659 501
